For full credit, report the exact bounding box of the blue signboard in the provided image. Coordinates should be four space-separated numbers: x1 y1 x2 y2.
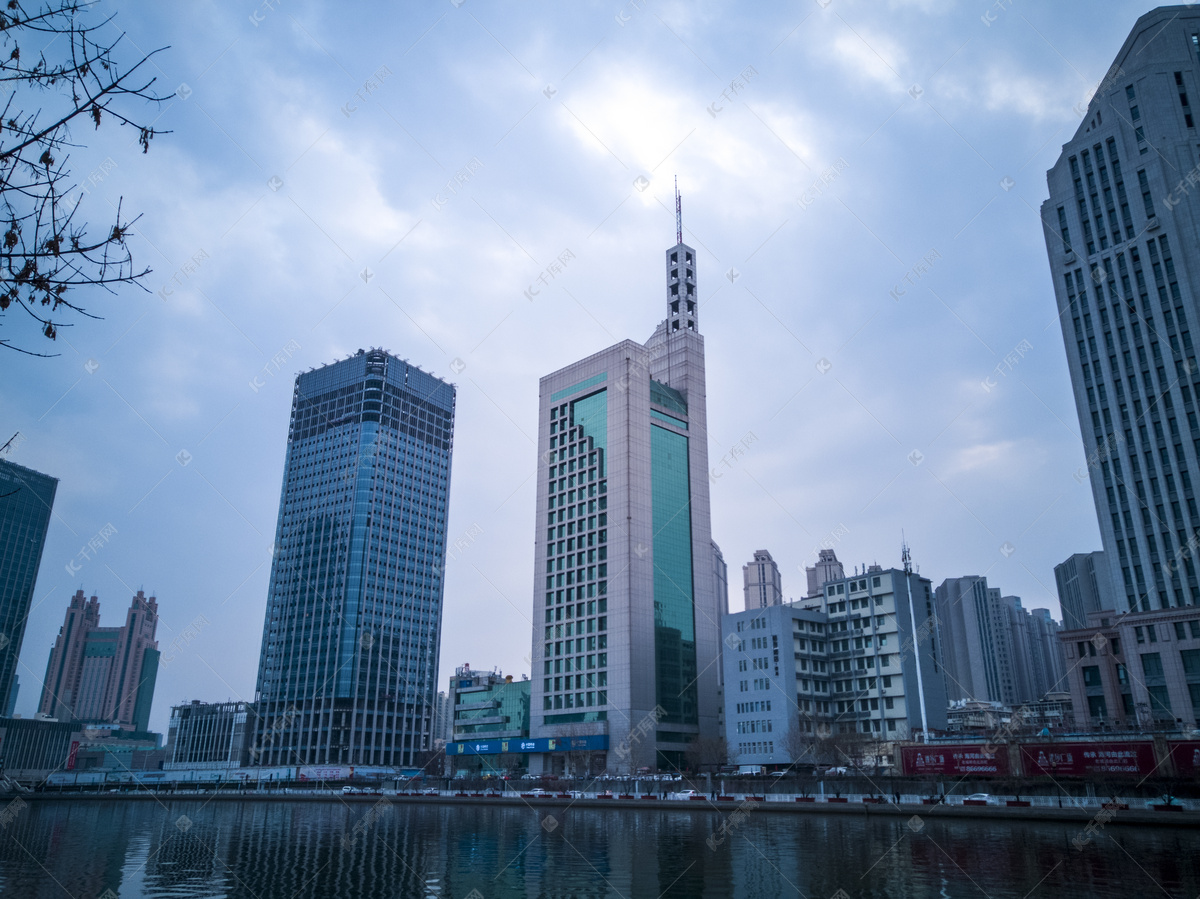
449 735 609 756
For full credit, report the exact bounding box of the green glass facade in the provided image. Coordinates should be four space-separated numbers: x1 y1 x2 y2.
453 679 530 736
650 424 697 727
571 391 607 475
0 460 58 716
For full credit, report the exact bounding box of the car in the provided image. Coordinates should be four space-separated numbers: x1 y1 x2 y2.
342 786 358 794
675 789 700 799
528 788 550 797
964 793 991 804
567 790 586 798
770 771 787 778
420 788 440 796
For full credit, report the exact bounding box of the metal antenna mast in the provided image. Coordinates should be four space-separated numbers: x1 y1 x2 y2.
675 176 682 245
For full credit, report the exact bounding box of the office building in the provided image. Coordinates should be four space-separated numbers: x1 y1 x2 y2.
1042 6 1200 614
37 589 160 731
743 550 783 611
0 459 58 715
165 701 255 770
1055 551 1116 630
1061 605 1200 729
722 554 948 769
528 195 723 774
445 666 531 774
252 348 456 767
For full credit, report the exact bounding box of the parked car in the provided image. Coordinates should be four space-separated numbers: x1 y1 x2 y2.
528 788 550 797
419 788 440 796
964 793 991 804
342 786 358 794
567 790 586 798
675 789 700 799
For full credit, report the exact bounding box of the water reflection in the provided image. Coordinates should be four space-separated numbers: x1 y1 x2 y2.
0 799 1195 898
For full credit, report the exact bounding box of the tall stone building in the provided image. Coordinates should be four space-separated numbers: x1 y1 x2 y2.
743 550 783 611
1043 5 1200 614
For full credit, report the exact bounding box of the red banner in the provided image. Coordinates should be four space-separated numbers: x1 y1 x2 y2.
66 741 79 770
1166 742 1200 776
1020 742 1155 776
900 745 1009 776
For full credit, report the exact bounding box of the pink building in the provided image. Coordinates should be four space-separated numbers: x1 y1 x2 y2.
38 590 160 731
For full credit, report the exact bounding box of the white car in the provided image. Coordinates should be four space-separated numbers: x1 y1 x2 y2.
419 788 440 796
528 788 550 797
675 789 700 799
964 793 991 804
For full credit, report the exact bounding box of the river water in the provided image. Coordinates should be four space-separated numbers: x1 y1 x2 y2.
0 798 1195 898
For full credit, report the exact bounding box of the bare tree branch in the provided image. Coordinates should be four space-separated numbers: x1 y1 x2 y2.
0 0 169 354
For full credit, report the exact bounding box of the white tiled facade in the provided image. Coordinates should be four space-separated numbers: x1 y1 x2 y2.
722 565 948 768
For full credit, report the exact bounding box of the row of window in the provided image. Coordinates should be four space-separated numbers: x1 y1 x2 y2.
1070 232 1200 610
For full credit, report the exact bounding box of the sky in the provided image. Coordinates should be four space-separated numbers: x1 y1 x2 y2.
0 0 1165 737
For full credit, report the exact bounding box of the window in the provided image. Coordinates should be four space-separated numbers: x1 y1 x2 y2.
1141 653 1164 678
1148 685 1173 717
1088 695 1108 719
1182 648 1200 677
1083 666 1103 687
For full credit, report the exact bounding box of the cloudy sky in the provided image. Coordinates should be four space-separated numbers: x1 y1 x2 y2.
1 0 1163 734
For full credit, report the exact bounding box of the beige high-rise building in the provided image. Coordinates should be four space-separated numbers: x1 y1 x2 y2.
743 550 783 611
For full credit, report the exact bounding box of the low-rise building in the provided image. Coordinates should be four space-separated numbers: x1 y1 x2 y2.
446 666 531 775
165 700 255 770
722 555 947 771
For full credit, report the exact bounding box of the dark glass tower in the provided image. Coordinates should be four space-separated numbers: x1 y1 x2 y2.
253 349 455 767
0 459 58 716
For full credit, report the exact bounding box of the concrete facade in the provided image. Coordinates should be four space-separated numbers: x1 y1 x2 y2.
1043 6 1200 615
722 564 948 769
743 550 783 611
1061 605 1200 729
1055 551 1117 630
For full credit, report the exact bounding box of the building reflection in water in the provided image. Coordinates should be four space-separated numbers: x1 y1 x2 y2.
0 800 1197 898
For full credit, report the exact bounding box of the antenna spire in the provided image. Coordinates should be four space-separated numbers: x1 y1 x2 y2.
675 176 682 245
901 532 913 574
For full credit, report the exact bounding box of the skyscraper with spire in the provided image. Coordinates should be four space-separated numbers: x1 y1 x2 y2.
526 187 722 775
